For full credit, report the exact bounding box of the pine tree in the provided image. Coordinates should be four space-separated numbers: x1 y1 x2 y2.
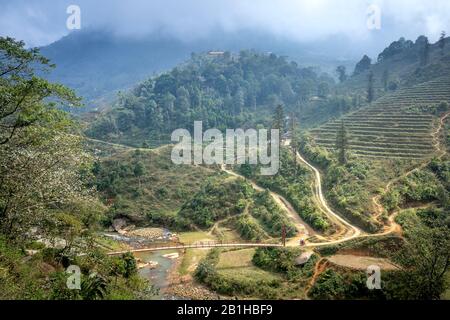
367 71 374 103
272 104 285 133
336 121 348 165
289 113 299 167
439 31 446 55
336 65 347 83
421 37 430 66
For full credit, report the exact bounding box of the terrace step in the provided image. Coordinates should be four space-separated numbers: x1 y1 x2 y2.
314 139 433 149
317 142 434 152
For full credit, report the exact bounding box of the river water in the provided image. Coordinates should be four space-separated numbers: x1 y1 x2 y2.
135 250 179 299
103 232 180 299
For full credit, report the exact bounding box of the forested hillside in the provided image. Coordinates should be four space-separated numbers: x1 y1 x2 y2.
338 35 450 98
40 29 360 106
86 51 337 146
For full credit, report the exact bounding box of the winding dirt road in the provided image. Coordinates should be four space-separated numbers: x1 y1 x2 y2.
87 111 449 251
221 165 316 240
295 150 362 239
220 142 407 248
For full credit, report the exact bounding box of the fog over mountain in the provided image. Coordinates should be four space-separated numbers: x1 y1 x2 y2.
2 0 450 49
2 0 450 105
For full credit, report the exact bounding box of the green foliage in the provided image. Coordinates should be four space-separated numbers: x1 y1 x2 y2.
0 37 81 145
326 162 380 232
298 134 334 169
377 37 414 62
367 71 375 103
336 66 347 83
87 51 331 147
0 236 150 300
309 269 347 300
179 178 253 228
298 136 382 232
120 252 138 278
239 148 330 232
92 146 215 227
228 214 267 241
194 249 220 282
179 176 296 238
252 247 304 280
396 223 449 299
250 191 296 237
0 36 151 300
0 37 94 242
315 245 339 257
272 104 285 133
194 249 281 299
382 163 446 212
389 208 450 300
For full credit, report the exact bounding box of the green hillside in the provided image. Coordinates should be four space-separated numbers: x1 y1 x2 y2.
85 51 335 147
91 146 217 226
340 36 450 94
311 77 450 159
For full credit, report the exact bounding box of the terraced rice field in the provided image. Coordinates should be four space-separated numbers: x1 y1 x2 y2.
311 77 450 159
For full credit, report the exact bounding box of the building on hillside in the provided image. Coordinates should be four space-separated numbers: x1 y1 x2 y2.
208 51 225 56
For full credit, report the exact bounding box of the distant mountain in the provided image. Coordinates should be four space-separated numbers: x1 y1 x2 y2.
40 29 361 109
340 35 450 95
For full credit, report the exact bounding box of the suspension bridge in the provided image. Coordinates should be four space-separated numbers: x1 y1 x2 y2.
107 240 284 256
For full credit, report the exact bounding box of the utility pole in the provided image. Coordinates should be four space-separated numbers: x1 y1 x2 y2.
282 225 286 247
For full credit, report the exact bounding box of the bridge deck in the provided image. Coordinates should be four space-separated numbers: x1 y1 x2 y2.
107 242 283 256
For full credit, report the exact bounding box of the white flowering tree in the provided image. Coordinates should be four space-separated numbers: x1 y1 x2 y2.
0 37 103 245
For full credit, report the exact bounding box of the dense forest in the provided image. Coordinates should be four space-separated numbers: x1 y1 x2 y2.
86 51 340 146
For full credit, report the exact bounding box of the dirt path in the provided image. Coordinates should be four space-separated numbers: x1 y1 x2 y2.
85 113 448 252
371 112 449 227
221 165 316 240
306 258 328 295
295 151 362 241
221 150 399 249
327 254 399 270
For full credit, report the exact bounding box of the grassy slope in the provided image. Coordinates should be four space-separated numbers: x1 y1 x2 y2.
215 249 281 284
92 145 217 225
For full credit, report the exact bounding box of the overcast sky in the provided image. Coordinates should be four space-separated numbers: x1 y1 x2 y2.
1 0 449 48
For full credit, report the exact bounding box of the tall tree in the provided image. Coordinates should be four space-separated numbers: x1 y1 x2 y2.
421 37 430 66
233 89 245 114
0 37 80 145
133 161 146 189
335 121 348 165
367 71 375 103
0 37 95 243
439 31 446 55
336 66 347 83
272 104 285 134
288 113 299 167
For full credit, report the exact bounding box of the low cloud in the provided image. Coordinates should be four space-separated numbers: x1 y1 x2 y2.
1 0 449 48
